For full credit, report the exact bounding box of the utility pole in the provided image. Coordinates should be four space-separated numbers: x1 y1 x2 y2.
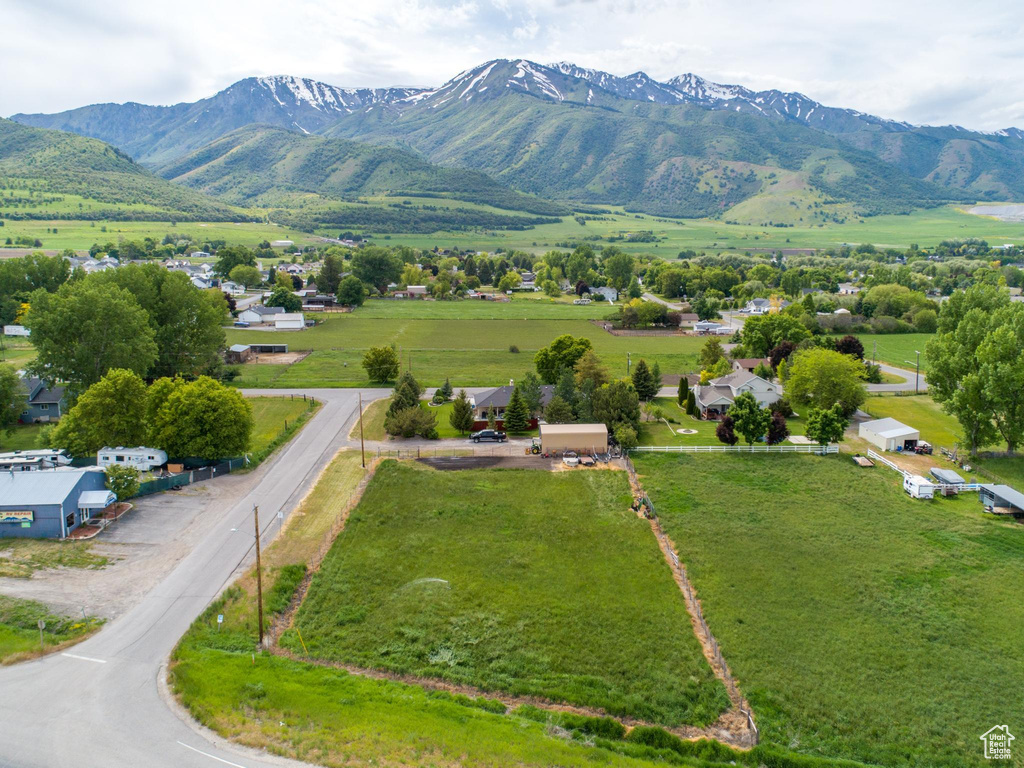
358 392 366 468
915 350 920 395
627 352 631 376
253 505 264 647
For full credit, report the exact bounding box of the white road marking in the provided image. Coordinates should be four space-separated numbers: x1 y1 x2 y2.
61 653 107 664
177 741 250 768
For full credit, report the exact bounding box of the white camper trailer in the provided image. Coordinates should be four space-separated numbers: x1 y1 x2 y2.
903 474 935 499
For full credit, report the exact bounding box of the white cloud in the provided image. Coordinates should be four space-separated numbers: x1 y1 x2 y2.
2 0 1024 130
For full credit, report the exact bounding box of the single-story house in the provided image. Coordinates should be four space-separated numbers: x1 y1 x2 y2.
394 285 429 299
732 358 770 374
274 312 305 330
0 468 112 539
98 446 168 472
0 449 72 472
742 298 791 315
470 384 555 429
978 484 1024 515
226 344 252 364
220 281 247 296
858 418 920 452
838 283 861 295
591 286 618 302
237 305 285 324
692 371 781 419
19 376 66 424
676 313 700 328
539 423 608 455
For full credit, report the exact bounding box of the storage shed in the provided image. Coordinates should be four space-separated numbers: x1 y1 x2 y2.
0 468 110 539
978 484 1024 515
274 312 305 330
858 418 920 452
226 344 252 363
539 423 608 455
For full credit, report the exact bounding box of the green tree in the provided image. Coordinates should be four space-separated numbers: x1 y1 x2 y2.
678 376 688 407
544 395 574 424
266 286 301 312
337 275 365 307
362 346 399 383
25 283 157 397
976 307 1024 453
592 379 641 432
317 252 345 295
614 423 638 451
486 406 496 430
437 377 453 401
385 406 438 439
214 246 256 278
518 372 544 415
534 334 593 384
574 349 609 388
50 368 149 456
449 390 475 435
741 313 812 357
275 271 295 291
698 338 726 370
502 386 531 432
631 359 657 401
153 377 252 459
650 361 662 393
627 277 642 300
728 391 770 445
352 247 402 294
685 389 696 416
785 348 866 416
542 280 561 298
229 264 262 289
0 364 23 440
602 250 635 291
805 404 848 449
105 465 140 501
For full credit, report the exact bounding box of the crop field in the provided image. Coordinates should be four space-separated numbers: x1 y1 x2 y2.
855 333 933 373
634 452 1024 768
316 203 1024 257
227 316 702 388
284 461 728 727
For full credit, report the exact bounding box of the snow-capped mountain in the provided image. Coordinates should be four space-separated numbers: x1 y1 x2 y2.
252 76 420 122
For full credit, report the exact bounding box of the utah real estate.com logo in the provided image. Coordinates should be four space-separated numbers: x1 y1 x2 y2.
980 725 1014 760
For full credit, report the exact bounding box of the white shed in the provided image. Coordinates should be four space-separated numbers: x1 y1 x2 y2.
858 418 920 452
274 312 305 330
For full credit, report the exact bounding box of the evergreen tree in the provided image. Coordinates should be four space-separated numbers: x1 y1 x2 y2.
387 379 420 417
503 387 531 433
650 361 662 393
487 406 496 430
678 376 688 406
631 359 657 401
544 395 575 424
449 389 474 435
574 377 597 422
518 372 544 415
555 368 577 408
685 390 696 416
438 377 453 401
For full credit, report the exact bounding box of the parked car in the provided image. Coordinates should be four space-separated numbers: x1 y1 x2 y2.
579 455 596 467
233 320 250 328
563 451 580 466
470 429 507 443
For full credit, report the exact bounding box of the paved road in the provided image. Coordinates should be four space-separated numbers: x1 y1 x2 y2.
868 362 928 393
0 388 388 768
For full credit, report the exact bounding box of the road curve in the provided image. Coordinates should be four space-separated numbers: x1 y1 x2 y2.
0 388 388 768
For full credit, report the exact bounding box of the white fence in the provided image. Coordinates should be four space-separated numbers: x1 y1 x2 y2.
632 444 838 455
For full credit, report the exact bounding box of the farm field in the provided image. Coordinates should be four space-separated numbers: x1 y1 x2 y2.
855 333 933 373
226 316 702 388
284 461 729 727
0 595 102 663
355 296 616 319
634 452 1024 768
316 203 1024 257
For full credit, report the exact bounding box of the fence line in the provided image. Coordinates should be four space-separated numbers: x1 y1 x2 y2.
632 444 838 454
135 457 247 497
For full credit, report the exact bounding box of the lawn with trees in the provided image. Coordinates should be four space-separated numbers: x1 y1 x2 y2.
636 452 1024 768
284 462 729 728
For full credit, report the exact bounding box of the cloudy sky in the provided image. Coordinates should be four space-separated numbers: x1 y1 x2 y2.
4 0 1024 131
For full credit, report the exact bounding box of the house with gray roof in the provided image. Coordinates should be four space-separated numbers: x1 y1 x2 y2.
692 371 781 419
470 383 555 428
19 376 66 423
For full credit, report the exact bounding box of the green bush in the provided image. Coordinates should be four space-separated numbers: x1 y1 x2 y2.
266 564 307 615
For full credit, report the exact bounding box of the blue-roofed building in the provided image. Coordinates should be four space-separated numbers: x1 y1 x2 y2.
0 468 113 539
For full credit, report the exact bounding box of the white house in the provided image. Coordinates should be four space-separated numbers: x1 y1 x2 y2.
220 281 247 296
692 371 781 419
237 305 285 324
3 325 30 337
98 446 168 472
858 418 920 452
742 297 791 315
274 312 305 330
592 286 618 302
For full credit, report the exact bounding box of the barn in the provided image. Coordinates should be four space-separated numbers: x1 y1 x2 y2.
539 423 608 455
858 418 920 452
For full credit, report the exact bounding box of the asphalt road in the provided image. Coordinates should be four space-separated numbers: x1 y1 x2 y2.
0 388 387 768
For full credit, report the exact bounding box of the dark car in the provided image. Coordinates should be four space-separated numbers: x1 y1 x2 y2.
470 429 507 443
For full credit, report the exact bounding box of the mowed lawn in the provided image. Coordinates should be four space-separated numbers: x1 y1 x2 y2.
855 333 933 373
635 452 1024 768
247 396 317 455
285 461 729 727
227 314 702 388
637 396 807 447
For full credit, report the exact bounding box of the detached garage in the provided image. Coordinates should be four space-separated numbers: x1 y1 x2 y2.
274 313 305 330
539 423 608 455
858 418 920 452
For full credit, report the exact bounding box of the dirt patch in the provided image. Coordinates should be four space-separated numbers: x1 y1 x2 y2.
250 351 310 365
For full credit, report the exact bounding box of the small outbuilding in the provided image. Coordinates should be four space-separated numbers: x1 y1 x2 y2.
226 344 252 363
858 418 920 452
274 312 305 330
978 484 1024 515
539 423 609 455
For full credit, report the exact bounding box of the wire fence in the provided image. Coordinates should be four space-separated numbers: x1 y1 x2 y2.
135 457 247 497
632 444 838 454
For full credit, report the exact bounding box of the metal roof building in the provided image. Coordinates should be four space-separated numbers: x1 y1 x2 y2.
979 484 1024 515
858 418 920 452
0 468 110 539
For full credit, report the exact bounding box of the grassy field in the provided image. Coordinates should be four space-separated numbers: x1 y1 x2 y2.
316 204 1024 257
0 539 109 579
637 396 807 446
286 462 728 727
357 296 616 319
856 334 933 373
0 595 102 663
635 452 1024 768
227 316 700 388
0 423 44 451
246 395 319 462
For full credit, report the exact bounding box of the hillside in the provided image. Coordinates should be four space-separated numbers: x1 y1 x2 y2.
11 59 1024 218
157 125 568 217
0 119 240 221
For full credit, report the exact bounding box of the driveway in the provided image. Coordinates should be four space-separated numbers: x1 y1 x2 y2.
0 388 387 768
867 363 928 393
